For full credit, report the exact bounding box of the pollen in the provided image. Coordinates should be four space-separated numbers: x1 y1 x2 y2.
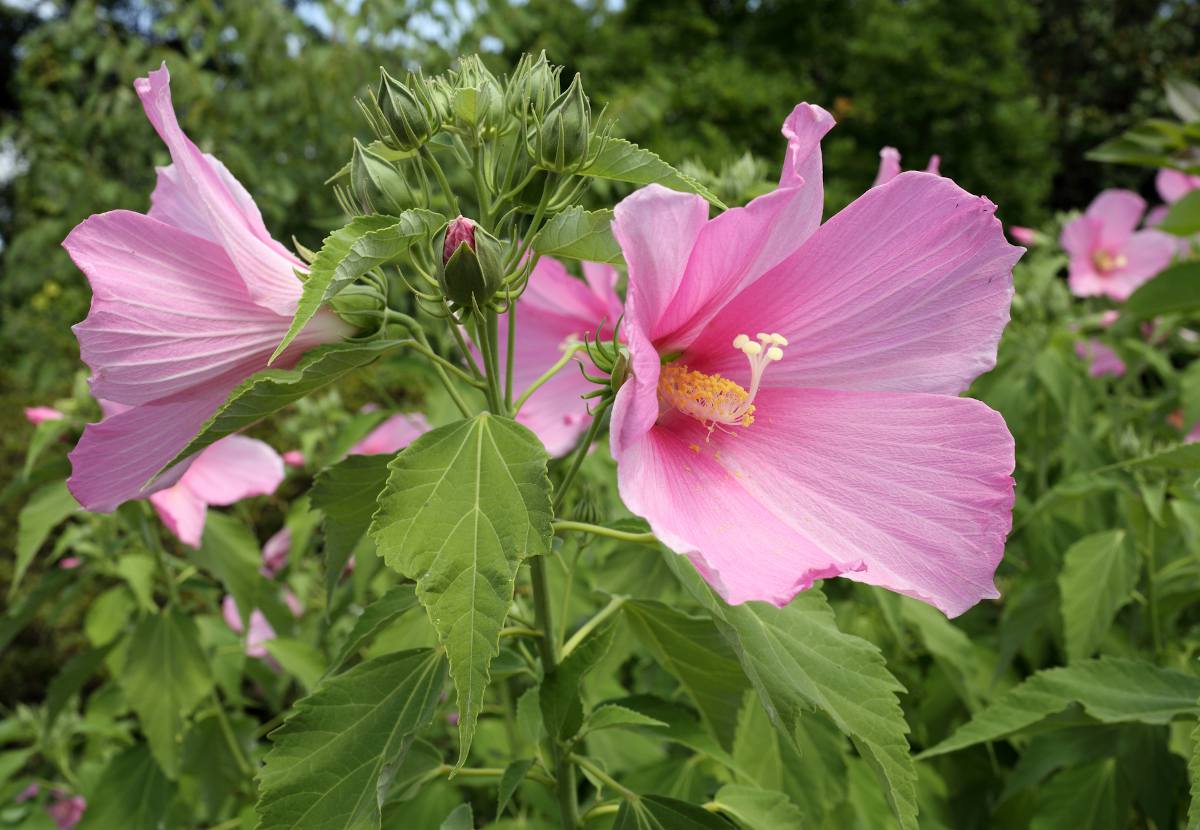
657 331 787 433
1092 249 1128 274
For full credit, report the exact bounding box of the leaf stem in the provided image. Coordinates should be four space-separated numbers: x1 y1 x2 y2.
210 687 254 777
513 343 587 415
562 596 626 660
553 521 658 546
553 399 612 513
570 753 638 801
421 144 459 215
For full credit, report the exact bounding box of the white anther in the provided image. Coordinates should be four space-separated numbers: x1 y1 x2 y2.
732 334 751 350
742 341 763 356
769 333 788 346
766 346 783 361
756 332 772 343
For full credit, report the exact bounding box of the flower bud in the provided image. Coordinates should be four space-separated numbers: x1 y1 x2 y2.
455 56 506 133
329 285 382 332
536 73 591 172
351 138 421 213
506 52 560 119
377 68 434 151
436 217 505 311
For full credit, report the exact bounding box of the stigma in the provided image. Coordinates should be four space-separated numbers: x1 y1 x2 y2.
1093 250 1127 274
657 332 786 433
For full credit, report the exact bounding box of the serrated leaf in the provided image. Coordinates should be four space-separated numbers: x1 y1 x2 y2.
1123 262 1200 318
1160 190 1200 236
496 759 533 817
328 584 420 674
311 454 393 599
532 207 623 264
623 600 749 747
612 795 731 829
710 784 803 830
164 339 400 473
921 657 1200 758
370 414 553 765
271 211 443 361
76 746 172 830
1029 758 1130 830
12 480 77 599
582 705 668 736
117 609 214 778
1058 530 1137 661
1124 443 1200 470
665 556 917 830
581 138 726 208
541 620 616 740
256 649 446 830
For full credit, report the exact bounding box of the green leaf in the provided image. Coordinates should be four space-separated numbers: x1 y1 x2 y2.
23 418 70 477
76 746 173 830
921 657 1200 758
581 704 668 736
439 804 474 830
612 795 731 829
12 480 77 599
1166 77 1200 122
193 512 294 633
117 609 214 778
541 620 616 740
264 638 327 691
370 414 552 766
1125 443 1200 470
311 454 392 599
114 553 157 613
1189 719 1200 829
1160 189 1200 236
271 211 443 362
665 556 918 830
623 600 750 748
581 138 726 208
532 207 623 264
328 584 420 674
496 759 533 817
710 784 803 830
256 649 447 830
164 339 400 472
1058 530 1137 661
1123 262 1200 318
1029 758 1130 830
46 642 117 728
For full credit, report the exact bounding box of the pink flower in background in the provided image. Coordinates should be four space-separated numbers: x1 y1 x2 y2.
58 557 82 569
223 592 302 660
1075 339 1125 378
261 527 292 576
1157 168 1200 204
63 63 352 513
1008 226 1037 246
47 795 86 830
609 103 1020 617
24 406 64 425
1060 190 1176 300
872 145 940 187
148 435 285 547
349 412 432 456
282 450 306 467
499 257 624 456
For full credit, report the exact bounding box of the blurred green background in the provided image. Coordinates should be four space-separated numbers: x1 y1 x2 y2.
1 0 1198 426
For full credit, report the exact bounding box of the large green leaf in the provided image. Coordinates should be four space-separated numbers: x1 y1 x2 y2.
1029 758 1131 830
164 339 400 471
12 480 77 599
581 138 725 207
1123 262 1200 318
271 211 443 361
921 657 1200 758
623 600 749 747
1058 530 1137 661
710 784 804 830
310 454 393 598
532 207 623 264
76 746 172 830
117 609 214 778
540 620 616 740
611 795 731 829
256 649 447 830
327 583 420 674
194 511 294 632
370 414 553 765
1160 189 1200 236
666 556 918 830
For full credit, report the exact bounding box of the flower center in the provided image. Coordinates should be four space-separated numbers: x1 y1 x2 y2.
1093 249 1127 274
657 332 786 433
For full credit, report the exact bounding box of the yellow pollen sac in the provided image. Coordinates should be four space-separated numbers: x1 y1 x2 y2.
1092 249 1128 274
658 364 756 429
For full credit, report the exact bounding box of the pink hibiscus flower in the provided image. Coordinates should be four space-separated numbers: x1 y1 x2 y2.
872 145 940 187
25 406 65 425
1157 168 1200 205
1008 226 1037 246
1075 339 1125 378
260 526 292 576
223 593 301 660
608 103 1021 617
501 257 623 456
63 64 352 513
1060 190 1176 300
148 434 285 547
348 412 432 456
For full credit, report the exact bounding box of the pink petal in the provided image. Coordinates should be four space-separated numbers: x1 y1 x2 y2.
261 527 292 575
134 64 304 316
1060 213 1099 261
1008 225 1037 246
149 481 209 547
777 103 835 225
47 795 86 830
1087 190 1145 251
349 413 432 456
684 172 1020 396
872 146 902 187
1144 205 1169 228
581 261 624 320
282 450 306 467
609 300 663 456
222 594 245 633
244 608 277 658
25 406 64 425
1074 339 1125 378
178 435 284 506
925 155 942 175
1156 168 1200 204
1098 229 1178 300
615 388 1014 617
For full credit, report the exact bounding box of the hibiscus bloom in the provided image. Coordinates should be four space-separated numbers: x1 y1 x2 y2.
1060 190 1176 300
222 592 302 660
261 527 292 576
348 412 432 455
1156 167 1200 205
501 256 623 456
1008 226 1038 246
609 103 1021 617
63 64 352 513
1075 339 1125 378
872 145 940 188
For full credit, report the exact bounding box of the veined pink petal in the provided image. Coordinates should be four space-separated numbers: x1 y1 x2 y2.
617 389 1013 616
1060 213 1099 261
581 261 624 321
134 64 304 315
1157 168 1200 204
1098 229 1178 300
777 103 835 233
261 527 292 575
149 480 209 547
684 172 1019 395
25 406 64 425
349 413 432 456
178 434 284 506
872 146 902 187
1088 190 1145 251
1075 339 1125 378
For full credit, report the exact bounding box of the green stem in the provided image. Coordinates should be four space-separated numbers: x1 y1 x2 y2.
421 144 459 215
513 343 586 415
141 508 178 605
562 596 626 659
473 317 502 412
581 801 622 823
210 688 254 777
1144 519 1162 658
570 753 638 802
553 399 611 513
553 520 657 546
486 309 505 412
505 299 517 410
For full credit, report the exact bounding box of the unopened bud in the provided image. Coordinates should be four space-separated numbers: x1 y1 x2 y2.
536 73 591 172
506 51 560 119
377 69 434 151
436 217 505 311
455 56 506 133
442 216 477 262
351 138 421 213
